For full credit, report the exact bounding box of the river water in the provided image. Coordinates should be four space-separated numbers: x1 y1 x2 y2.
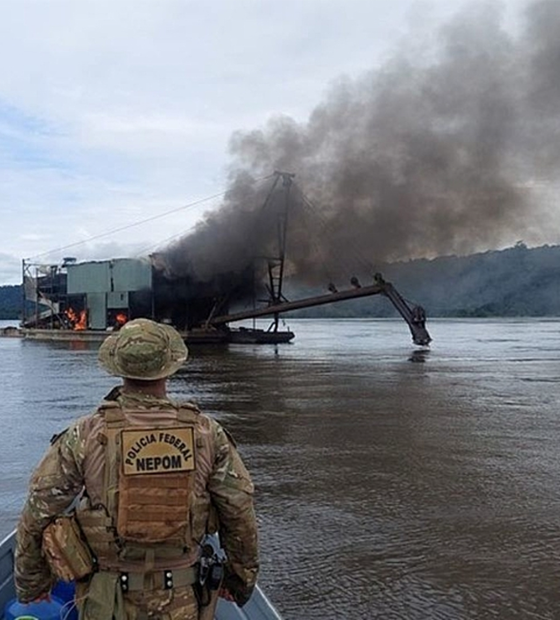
1 317 560 619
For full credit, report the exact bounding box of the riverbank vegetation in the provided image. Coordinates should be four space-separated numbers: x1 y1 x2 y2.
286 243 560 318
0 285 21 319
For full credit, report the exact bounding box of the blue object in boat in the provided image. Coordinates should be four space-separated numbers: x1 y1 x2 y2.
4 596 64 620
51 582 78 620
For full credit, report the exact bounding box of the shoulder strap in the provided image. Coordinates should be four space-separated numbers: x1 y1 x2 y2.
96 401 125 515
177 402 200 424
98 401 126 426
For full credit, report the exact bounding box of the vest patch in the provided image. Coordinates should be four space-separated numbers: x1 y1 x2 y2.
121 427 196 475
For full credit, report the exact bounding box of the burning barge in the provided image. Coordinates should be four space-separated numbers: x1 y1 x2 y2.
3 256 431 346
6 174 432 346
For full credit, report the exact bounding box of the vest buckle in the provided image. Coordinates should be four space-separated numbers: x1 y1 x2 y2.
120 572 129 592
163 570 174 589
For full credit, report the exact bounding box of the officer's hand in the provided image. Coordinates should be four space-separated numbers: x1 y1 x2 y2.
219 588 236 602
221 568 254 607
30 592 51 603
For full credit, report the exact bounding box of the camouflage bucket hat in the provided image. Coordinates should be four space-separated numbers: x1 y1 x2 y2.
98 318 188 380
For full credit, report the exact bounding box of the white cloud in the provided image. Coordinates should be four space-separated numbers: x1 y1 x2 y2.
19 233 47 242
0 252 23 284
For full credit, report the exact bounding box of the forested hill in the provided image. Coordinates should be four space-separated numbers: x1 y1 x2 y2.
2 243 560 319
0 285 22 319
392 243 560 317
286 243 560 318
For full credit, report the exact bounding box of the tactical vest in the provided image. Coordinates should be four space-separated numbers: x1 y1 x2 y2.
76 399 217 572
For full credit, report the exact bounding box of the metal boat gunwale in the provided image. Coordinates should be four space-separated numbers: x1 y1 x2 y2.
0 530 281 620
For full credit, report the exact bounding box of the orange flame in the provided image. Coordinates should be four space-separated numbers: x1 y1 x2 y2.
115 312 128 326
65 308 87 331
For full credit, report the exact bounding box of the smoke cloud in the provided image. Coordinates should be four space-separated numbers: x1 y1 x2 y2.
164 0 560 291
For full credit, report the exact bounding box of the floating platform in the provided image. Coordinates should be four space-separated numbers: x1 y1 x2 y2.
0 325 295 345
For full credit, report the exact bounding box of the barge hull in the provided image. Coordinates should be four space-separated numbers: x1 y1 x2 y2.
1 326 294 345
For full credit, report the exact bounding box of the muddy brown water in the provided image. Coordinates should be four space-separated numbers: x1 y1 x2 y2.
2 318 560 619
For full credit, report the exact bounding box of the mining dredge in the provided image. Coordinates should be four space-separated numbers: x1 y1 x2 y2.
13 173 431 347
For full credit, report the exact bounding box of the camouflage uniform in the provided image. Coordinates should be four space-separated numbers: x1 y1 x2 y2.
15 319 259 619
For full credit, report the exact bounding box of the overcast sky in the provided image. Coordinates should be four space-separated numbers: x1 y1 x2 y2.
0 0 535 284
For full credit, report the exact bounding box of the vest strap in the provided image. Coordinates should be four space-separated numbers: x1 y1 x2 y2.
119 566 198 592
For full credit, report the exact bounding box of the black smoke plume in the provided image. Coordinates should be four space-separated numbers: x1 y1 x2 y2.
163 0 560 293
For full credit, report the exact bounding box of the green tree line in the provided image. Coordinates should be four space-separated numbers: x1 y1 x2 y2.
0 285 22 319
285 243 560 318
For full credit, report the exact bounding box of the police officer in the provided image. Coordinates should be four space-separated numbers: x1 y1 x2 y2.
15 318 259 619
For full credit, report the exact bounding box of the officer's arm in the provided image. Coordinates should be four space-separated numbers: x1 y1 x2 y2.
15 422 85 602
207 423 259 607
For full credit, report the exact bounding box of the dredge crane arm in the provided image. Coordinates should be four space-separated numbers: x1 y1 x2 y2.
374 273 431 346
208 273 432 346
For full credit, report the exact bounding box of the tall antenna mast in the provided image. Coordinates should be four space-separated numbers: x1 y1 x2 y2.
266 171 295 332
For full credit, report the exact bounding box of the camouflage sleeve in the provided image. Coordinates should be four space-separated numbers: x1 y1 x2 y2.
207 421 259 607
15 420 86 602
